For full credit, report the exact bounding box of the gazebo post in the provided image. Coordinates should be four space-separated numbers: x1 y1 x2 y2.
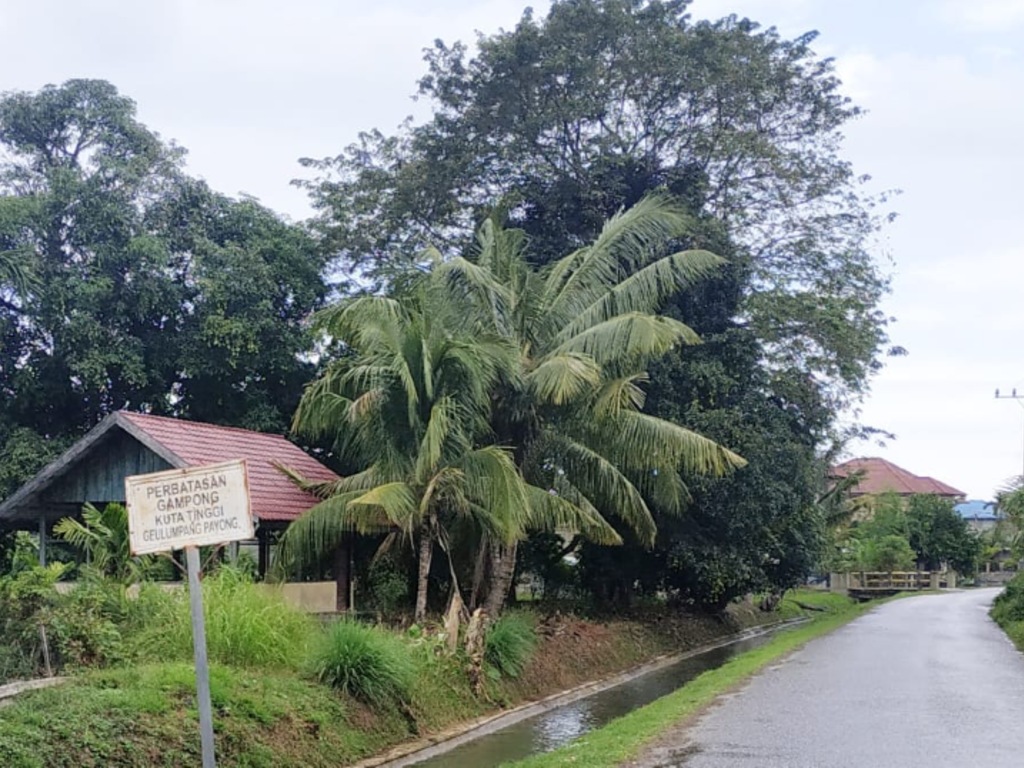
38 516 47 567
257 526 270 580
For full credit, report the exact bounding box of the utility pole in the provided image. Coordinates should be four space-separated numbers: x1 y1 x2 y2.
995 388 1024 484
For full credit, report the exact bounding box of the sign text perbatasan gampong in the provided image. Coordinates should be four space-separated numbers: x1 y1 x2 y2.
125 460 254 555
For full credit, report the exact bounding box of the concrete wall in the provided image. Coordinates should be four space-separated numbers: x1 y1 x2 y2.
263 581 337 614
56 579 339 613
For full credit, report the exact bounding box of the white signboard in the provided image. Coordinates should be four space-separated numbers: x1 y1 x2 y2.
125 459 254 555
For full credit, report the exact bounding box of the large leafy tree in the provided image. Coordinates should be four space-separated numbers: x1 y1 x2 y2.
300 0 895 416
0 80 328 505
905 495 980 575
577 271 832 610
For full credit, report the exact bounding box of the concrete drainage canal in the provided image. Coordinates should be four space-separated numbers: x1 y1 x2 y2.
382 621 798 768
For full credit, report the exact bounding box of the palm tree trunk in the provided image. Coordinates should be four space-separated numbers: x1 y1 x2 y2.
469 535 489 610
482 541 518 619
415 522 434 622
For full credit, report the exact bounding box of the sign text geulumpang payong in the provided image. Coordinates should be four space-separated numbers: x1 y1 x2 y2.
125 459 254 555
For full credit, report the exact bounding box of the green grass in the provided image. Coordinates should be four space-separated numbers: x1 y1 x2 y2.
133 570 316 669
305 619 416 705
485 612 538 679
781 587 857 613
503 596 872 768
0 663 363 768
0 640 489 767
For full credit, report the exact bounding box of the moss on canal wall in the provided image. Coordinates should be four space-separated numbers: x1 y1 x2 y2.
0 599 811 768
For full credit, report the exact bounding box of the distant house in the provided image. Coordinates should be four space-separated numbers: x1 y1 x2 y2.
955 499 1002 533
830 457 966 502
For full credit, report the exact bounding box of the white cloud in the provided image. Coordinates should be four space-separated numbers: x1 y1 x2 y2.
834 42 1024 499
940 0 1024 30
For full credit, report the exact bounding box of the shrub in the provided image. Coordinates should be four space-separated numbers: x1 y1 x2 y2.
365 557 410 617
137 567 314 669
484 612 537 679
44 576 132 669
0 565 67 681
992 573 1024 624
305 619 414 705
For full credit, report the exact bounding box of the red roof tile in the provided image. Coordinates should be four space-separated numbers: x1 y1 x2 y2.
831 457 964 499
121 412 337 523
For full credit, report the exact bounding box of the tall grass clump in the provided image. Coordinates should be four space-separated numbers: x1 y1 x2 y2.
137 567 314 669
305 619 415 705
485 612 537 679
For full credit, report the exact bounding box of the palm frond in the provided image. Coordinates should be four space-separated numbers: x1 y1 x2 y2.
348 482 419 533
544 433 657 545
414 397 458 484
0 247 36 296
607 411 746 476
522 484 622 545
555 249 725 343
275 463 384 499
526 352 602 405
542 195 692 324
592 373 649 417
274 490 371 575
455 446 531 543
553 312 701 366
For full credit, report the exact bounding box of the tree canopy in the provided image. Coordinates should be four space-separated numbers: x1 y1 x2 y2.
0 79 329 499
300 0 897 416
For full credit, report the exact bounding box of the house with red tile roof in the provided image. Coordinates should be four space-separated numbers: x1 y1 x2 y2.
0 411 338 580
830 457 965 501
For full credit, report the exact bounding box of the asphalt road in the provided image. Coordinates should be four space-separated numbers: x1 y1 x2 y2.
627 589 1024 768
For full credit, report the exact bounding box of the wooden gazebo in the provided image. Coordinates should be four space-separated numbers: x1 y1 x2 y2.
0 411 338 580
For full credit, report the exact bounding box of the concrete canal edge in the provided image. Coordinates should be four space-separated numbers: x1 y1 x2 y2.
0 677 67 707
352 617 808 768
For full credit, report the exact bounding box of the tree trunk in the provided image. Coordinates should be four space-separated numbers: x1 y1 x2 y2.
414 522 434 623
482 541 518 619
469 536 489 610
333 536 351 613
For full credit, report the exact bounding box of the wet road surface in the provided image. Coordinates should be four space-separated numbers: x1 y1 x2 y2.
628 589 1024 768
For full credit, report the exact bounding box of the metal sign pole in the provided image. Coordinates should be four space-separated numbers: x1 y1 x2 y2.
125 459 253 768
185 545 217 768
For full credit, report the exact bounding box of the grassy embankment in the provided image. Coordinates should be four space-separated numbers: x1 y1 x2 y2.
505 589 867 768
990 572 1024 650
0 574 821 768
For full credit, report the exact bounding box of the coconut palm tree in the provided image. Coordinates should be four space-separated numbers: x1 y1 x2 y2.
437 195 747 614
277 278 618 621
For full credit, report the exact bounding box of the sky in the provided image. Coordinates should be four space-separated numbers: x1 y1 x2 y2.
0 0 1021 499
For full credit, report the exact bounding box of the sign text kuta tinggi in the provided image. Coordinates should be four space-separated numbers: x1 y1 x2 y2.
125 459 254 555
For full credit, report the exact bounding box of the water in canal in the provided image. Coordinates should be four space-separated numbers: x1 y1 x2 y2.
405 628 779 768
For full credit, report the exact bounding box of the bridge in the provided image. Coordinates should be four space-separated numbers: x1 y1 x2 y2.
830 571 957 600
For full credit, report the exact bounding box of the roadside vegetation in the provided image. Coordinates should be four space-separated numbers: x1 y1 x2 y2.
0 563 817 767
825 491 982 576
990 572 1024 650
